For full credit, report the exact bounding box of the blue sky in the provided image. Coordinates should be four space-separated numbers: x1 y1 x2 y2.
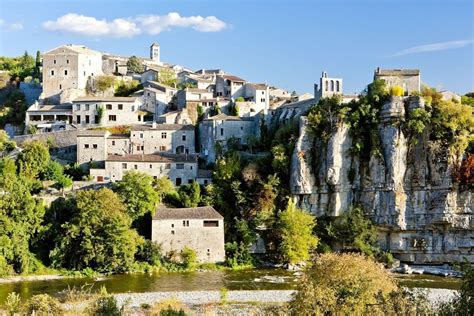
0 0 472 94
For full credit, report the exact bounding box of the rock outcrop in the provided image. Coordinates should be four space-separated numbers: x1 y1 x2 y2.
291 96 473 264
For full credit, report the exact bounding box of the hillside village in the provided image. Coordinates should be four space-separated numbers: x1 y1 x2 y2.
0 41 472 273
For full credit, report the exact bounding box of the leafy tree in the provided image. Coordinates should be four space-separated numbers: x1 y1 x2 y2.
95 75 116 92
50 188 142 273
126 55 144 74
135 240 162 266
16 140 50 180
0 158 45 274
153 177 178 203
159 68 177 87
290 253 397 315
42 161 64 181
114 171 159 221
438 263 474 315
177 181 201 208
461 92 474 106
114 80 141 97
278 199 318 264
2 90 28 126
406 108 431 139
55 174 73 192
235 96 245 102
0 130 16 154
34 50 41 79
180 246 197 269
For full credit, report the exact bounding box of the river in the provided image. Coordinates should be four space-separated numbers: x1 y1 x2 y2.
0 269 461 303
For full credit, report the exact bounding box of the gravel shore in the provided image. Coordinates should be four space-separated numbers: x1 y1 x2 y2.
113 288 457 308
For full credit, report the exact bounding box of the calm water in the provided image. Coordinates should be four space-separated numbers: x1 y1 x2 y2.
0 269 461 303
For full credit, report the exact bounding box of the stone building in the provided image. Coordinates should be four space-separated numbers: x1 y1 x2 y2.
76 123 196 166
199 113 258 163
215 75 246 99
177 88 214 109
72 96 148 127
90 153 198 184
314 71 343 102
150 42 160 63
42 44 103 101
374 68 421 95
25 103 72 132
130 124 196 155
239 83 270 116
152 206 225 263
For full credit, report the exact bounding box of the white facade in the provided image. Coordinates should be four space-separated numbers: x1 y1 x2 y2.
314 71 343 102
72 97 146 127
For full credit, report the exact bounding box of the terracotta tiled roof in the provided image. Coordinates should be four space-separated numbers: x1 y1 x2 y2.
106 153 198 163
73 96 137 103
153 206 223 220
130 124 195 131
223 75 245 82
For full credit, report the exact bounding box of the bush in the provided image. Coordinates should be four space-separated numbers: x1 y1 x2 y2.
150 298 189 315
389 85 404 96
181 247 197 269
290 253 397 315
22 294 63 315
42 160 64 181
88 295 122 316
95 75 116 92
235 96 245 102
4 292 21 314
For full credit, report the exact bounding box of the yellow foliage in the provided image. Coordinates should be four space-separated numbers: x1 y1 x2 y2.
389 85 404 97
290 253 397 315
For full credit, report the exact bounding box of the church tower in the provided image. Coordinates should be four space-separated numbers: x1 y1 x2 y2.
150 43 160 62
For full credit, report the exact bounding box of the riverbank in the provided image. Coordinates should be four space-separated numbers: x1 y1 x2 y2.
0 274 69 284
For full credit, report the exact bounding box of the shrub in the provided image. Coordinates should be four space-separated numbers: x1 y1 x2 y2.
235 96 245 102
181 247 197 269
150 298 188 315
95 75 116 92
290 253 397 315
389 85 404 96
42 160 64 181
22 294 63 315
4 292 21 314
88 295 122 316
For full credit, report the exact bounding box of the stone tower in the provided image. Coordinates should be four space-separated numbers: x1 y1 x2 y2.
150 43 160 62
314 71 343 102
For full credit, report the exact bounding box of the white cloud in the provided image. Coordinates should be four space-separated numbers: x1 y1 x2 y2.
390 40 473 57
136 12 227 34
43 13 140 38
42 12 227 38
0 19 24 31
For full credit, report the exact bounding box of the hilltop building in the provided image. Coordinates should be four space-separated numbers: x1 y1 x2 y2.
374 68 421 95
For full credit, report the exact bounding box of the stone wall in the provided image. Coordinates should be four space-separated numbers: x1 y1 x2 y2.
14 130 78 161
290 96 473 264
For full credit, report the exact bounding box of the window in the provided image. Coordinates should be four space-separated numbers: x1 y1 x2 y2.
85 104 90 111
176 163 184 169
53 59 56 64
149 164 152 169
165 163 171 169
132 106 135 112
122 163 127 169
240 126 243 130
66 59 69 64
84 144 89 149
134 164 138 170
59 84 62 89
182 134 186 141
76 115 81 124
188 179 193 184
112 141 115 146
159 146 166 151
325 80 328 91
203 220 219 227
140 133 143 139
336 81 340 92
64 70 68 76
85 115 90 124
171 224 174 228
161 132 167 139
118 104 123 110
108 115 117 121
175 178 182 186
331 80 334 91
147 92 150 96
261 98 266 102
220 128 224 136
171 230 175 235
93 144 97 149
182 220 189 227
50 70 55 76
84 71 86 76
106 104 112 110
262 91 265 95
136 145 141 151
94 115 98 123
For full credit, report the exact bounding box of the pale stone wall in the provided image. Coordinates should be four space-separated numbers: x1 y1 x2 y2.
76 134 108 166
151 218 225 263
91 159 198 184
107 137 130 155
72 99 144 127
129 126 195 154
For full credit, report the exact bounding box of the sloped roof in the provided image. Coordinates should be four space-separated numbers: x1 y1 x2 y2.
77 130 109 137
131 124 195 131
73 96 137 103
223 75 245 82
107 153 198 163
153 206 223 220
44 44 102 56
203 113 242 121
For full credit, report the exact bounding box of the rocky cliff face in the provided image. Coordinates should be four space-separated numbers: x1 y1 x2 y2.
291 96 473 264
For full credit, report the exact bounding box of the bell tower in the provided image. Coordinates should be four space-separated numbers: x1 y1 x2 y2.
150 42 160 62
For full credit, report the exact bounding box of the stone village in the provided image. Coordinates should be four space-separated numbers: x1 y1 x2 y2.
12 42 471 265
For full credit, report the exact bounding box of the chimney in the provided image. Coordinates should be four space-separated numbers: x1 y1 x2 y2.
152 121 157 129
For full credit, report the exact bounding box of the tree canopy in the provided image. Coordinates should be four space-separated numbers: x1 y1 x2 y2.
126 56 144 74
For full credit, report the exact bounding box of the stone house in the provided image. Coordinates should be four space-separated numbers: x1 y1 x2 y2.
25 103 73 131
156 110 194 125
215 75 246 99
76 123 196 166
152 206 225 263
176 88 214 109
42 44 103 101
374 68 421 95
129 124 196 155
199 113 258 163
237 83 270 116
90 153 198 184
72 96 148 127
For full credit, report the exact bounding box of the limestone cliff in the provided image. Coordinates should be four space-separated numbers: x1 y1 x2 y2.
291 96 473 264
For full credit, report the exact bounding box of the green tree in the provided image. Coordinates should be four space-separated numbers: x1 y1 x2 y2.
153 177 178 203
181 246 197 269
17 140 50 180
114 171 159 221
50 188 142 273
290 253 397 315
177 181 201 208
55 174 73 192
34 50 41 79
159 68 177 87
126 56 144 74
0 130 16 154
42 161 64 181
0 158 45 274
279 199 318 264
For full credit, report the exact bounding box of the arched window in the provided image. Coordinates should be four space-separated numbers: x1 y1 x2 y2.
330 80 334 91
325 80 328 91
336 81 340 92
